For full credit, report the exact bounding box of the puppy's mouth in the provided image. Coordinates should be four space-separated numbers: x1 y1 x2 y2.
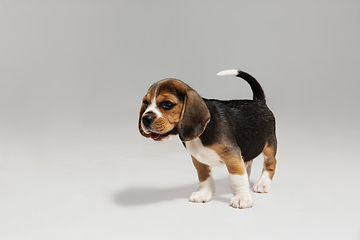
149 128 177 141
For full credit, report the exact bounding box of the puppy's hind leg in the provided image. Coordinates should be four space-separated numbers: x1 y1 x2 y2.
189 156 215 203
253 143 277 193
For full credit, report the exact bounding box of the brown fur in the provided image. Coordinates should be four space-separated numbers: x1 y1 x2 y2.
138 102 151 138
208 143 246 176
262 143 277 180
179 90 210 141
139 79 210 141
191 156 211 182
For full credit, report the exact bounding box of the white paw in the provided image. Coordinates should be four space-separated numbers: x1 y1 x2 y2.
253 177 272 193
189 190 213 203
229 194 253 209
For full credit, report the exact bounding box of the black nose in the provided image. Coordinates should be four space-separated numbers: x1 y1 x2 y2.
142 115 154 127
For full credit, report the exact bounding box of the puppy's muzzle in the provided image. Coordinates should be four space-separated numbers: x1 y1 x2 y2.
142 115 154 128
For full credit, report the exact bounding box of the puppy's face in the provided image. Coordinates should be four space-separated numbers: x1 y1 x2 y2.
139 79 210 142
140 80 184 141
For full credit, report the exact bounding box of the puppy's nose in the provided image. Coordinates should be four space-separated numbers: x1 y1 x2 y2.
142 115 154 127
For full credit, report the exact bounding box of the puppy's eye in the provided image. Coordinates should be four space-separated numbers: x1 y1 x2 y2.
161 101 175 110
143 100 149 108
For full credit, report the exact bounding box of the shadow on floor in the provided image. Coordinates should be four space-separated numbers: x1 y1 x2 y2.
114 178 257 206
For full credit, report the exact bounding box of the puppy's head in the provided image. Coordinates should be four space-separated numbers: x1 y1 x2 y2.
139 78 210 142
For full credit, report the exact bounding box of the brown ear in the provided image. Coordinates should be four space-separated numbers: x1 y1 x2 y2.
138 103 151 138
179 90 210 142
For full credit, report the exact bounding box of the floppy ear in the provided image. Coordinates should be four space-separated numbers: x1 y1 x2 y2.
138 102 151 138
179 90 210 142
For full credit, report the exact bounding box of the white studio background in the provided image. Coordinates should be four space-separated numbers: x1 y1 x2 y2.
1 1 359 240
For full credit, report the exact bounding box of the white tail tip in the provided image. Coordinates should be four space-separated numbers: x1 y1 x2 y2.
216 69 240 77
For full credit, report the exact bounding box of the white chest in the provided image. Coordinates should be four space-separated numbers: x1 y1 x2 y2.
185 138 224 167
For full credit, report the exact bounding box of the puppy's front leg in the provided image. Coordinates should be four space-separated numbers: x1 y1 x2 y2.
222 151 253 209
189 156 215 203
229 173 252 209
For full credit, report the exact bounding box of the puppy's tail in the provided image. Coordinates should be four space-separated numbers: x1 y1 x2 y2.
217 69 266 102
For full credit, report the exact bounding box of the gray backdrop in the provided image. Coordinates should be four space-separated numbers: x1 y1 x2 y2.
1 1 359 239
1 1 359 135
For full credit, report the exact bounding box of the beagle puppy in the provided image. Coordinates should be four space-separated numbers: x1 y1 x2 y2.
138 69 277 209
